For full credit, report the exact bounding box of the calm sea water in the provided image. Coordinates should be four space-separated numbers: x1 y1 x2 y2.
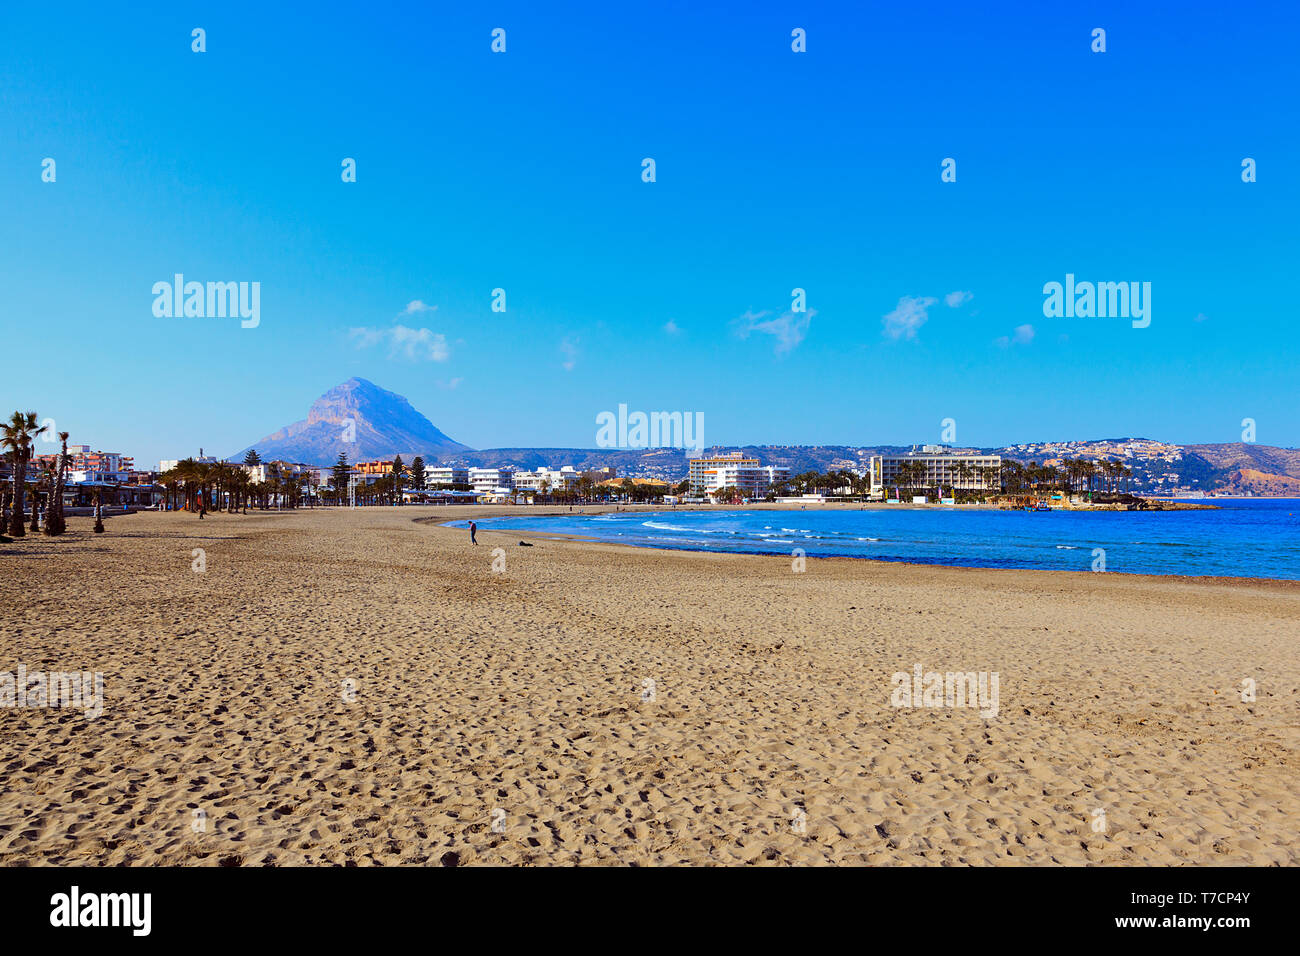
452 498 1300 580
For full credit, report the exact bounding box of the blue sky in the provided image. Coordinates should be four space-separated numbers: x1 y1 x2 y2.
2 1 1297 466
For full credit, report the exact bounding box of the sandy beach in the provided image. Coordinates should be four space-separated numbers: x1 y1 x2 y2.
2 505 1296 866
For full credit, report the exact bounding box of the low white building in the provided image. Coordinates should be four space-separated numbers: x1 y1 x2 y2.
66 468 131 484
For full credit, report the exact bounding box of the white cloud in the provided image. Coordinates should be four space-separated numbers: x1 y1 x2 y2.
734 308 814 354
349 323 449 362
881 296 936 341
1194 312 1209 323
995 324 1035 348
663 319 682 335
403 300 436 315
944 290 973 308
438 377 463 390
560 337 579 371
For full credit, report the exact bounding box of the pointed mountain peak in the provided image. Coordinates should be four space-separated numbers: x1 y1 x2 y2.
234 379 470 465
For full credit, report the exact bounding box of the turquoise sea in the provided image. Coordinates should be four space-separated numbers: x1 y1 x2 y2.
451 498 1300 581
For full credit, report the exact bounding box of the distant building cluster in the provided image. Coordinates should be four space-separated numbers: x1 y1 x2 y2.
36 445 137 485
8 432 1247 513
1005 438 1182 462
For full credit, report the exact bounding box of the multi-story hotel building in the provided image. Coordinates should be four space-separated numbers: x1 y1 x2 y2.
469 466 516 494
513 466 579 493
869 446 1002 495
36 445 136 479
687 452 790 497
425 466 470 487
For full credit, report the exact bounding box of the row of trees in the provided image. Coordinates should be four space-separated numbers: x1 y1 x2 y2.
779 458 1138 501
163 450 419 513
695 458 1141 503
782 469 871 497
158 456 317 514
994 458 1134 496
2 410 74 536
324 453 683 506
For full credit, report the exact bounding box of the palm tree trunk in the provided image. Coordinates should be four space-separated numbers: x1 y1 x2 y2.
46 438 68 535
8 455 27 537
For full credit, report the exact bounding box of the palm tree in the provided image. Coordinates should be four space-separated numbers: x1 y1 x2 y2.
159 466 179 511
172 458 212 515
43 431 70 535
92 488 105 533
1105 458 1122 494
30 459 57 532
218 462 242 511
288 471 306 509
173 459 196 511
196 461 213 516
233 468 251 512
265 461 282 510
390 456 404 505
2 411 46 537
953 461 971 496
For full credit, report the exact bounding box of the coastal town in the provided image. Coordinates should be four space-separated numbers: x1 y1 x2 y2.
2 410 1231 535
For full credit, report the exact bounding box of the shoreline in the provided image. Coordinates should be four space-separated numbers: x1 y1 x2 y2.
431 505 1300 588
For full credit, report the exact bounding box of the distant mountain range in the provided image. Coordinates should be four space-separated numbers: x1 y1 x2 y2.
432 442 1300 494
231 379 1300 494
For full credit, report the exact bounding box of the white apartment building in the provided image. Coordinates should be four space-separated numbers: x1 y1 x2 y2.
158 456 218 472
425 466 470 487
513 466 579 493
241 461 314 484
469 466 516 494
869 446 1002 495
688 453 790 497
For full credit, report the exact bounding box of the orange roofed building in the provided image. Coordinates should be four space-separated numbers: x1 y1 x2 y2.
353 459 403 476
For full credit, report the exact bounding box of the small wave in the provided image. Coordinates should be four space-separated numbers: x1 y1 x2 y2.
642 520 704 533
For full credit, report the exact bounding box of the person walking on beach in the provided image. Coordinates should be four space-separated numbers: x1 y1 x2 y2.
469 520 477 545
